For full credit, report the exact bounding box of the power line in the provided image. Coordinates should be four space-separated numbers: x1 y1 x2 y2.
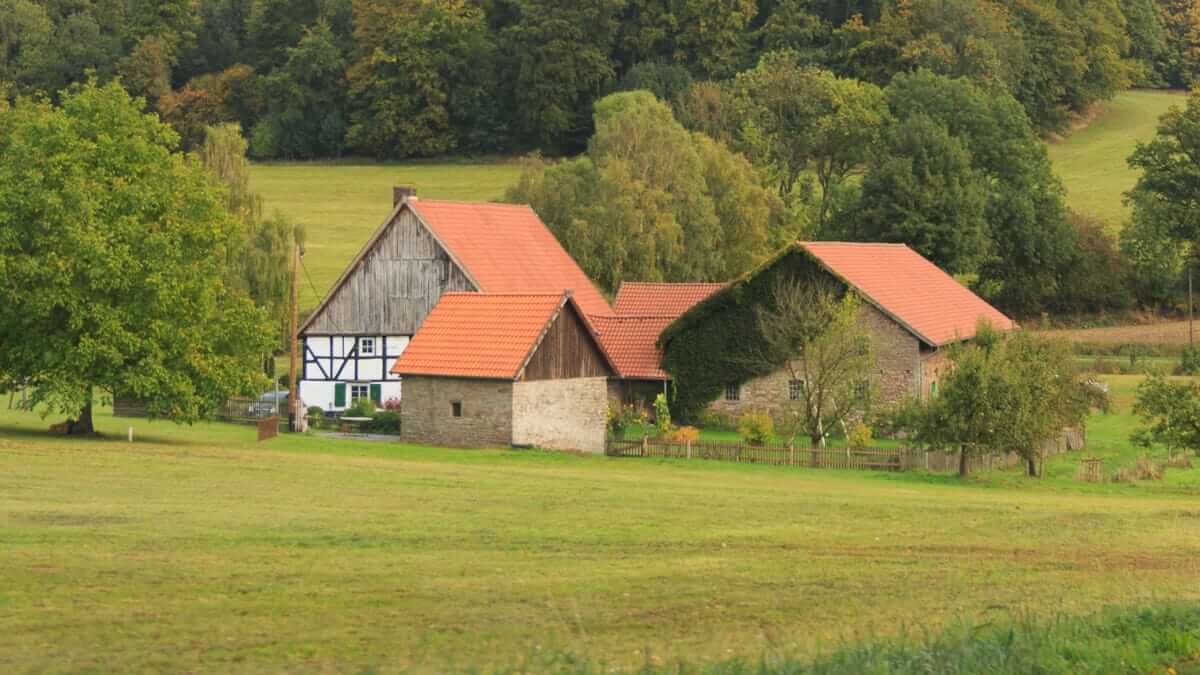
299 255 341 334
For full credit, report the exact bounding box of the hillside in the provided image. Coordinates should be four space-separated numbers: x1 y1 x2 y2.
1047 89 1184 228
249 161 522 310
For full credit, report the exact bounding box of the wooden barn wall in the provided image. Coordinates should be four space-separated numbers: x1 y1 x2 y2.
305 207 475 334
522 304 613 381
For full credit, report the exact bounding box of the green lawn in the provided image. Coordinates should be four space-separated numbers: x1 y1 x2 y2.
3 380 1199 673
1047 89 1185 229
249 159 524 310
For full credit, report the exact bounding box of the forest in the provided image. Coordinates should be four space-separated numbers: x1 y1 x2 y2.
1 0 1192 158
3 0 1199 317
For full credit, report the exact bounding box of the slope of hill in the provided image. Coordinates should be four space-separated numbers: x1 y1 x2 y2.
1047 90 1184 229
250 160 523 310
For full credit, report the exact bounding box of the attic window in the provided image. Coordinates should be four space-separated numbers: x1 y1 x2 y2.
359 337 375 355
451 401 463 417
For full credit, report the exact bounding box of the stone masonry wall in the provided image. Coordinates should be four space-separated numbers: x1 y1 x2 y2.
708 303 921 420
400 376 513 448
513 377 609 453
920 347 952 400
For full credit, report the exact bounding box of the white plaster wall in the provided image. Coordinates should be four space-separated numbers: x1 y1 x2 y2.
512 377 608 453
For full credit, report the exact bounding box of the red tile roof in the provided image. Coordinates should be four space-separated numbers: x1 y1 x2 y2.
799 242 1015 346
591 315 677 380
612 282 727 317
411 200 613 317
391 293 610 379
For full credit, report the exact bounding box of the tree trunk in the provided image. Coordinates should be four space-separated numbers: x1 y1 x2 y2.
1026 457 1037 477
958 446 969 478
67 389 94 435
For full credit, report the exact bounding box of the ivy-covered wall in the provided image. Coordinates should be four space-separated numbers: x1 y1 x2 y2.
658 245 847 422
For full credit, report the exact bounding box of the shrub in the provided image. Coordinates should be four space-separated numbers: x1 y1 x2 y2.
382 397 402 412
699 409 736 431
738 411 774 446
667 426 700 442
1182 346 1200 375
847 422 872 448
362 411 400 434
345 398 377 417
653 394 673 437
607 403 647 439
306 405 324 419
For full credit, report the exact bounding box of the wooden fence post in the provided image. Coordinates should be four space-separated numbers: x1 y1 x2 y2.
789 442 795 466
642 435 648 457
686 439 692 460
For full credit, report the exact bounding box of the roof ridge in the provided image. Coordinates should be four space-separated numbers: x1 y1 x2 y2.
412 198 532 209
442 291 566 297
799 241 910 247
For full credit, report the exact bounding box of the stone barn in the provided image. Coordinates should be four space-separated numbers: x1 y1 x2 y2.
391 291 616 453
658 242 1016 420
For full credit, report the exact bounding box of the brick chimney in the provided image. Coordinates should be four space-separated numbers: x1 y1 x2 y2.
393 185 417 205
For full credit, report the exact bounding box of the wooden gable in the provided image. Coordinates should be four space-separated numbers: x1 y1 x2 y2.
520 302 615 381
303 204 476 335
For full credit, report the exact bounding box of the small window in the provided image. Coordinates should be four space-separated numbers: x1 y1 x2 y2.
350 384 370 402
359 337 375 355
930 381 939 398
724 384 740 402
788 379 805 401
854 379 870 399
451 401 463 417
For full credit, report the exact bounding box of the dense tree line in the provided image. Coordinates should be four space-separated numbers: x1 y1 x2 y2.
0 0 1181 159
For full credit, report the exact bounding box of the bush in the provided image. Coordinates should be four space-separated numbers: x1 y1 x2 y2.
847 422 872 448
362 411 400 435
738 411 774 446
653 394 672 437
607 403 647 439
345 398 377 417
306 405 324 419
667 426 700 442
382 396 402 412
699 409 737 431
1182 346 1200 375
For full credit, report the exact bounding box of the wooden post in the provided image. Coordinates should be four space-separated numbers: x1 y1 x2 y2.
642 435 648 457
288 242 301 432
127 426 133 443
789 442 795 466
686 439 692 460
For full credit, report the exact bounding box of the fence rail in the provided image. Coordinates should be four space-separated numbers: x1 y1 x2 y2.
606 433 1079 474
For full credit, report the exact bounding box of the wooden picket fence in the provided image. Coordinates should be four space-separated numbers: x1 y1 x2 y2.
605 432 1080 474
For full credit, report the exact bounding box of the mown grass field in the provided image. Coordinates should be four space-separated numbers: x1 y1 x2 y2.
3 373 1200 673
1047 89 1184 229
249 159 523 310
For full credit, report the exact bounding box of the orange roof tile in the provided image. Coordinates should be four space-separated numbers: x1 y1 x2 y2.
411 200 613 317
612 282 727 317
391 293 614 379
591 315 677 380
800 242 1015 346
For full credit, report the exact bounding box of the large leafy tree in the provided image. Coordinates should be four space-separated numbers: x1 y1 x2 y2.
0 81 273 432
882 70 1075 313
729 51 888 228
346 0 496 158
508 91 781 292
852 113 990 274
492 0 624 152
250 21 347 158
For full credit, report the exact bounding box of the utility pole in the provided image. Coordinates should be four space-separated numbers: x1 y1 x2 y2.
1190 263 1194 349
288 242 301 432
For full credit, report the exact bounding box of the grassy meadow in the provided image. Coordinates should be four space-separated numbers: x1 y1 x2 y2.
1047 89 1184 229
249 159 524 310
3 373 1200 673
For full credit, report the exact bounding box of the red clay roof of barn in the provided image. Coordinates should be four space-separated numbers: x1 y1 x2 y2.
410 200 613 317
799 242 1015 346
591 315 677 380
391 292 614 379
612 282 728 317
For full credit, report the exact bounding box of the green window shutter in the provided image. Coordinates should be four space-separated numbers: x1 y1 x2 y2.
370 383 382 403
334 383 346 407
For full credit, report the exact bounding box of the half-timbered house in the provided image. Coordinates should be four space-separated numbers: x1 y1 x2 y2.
298 187 612 412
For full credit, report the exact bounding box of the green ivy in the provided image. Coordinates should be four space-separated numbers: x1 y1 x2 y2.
659 245 847 422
